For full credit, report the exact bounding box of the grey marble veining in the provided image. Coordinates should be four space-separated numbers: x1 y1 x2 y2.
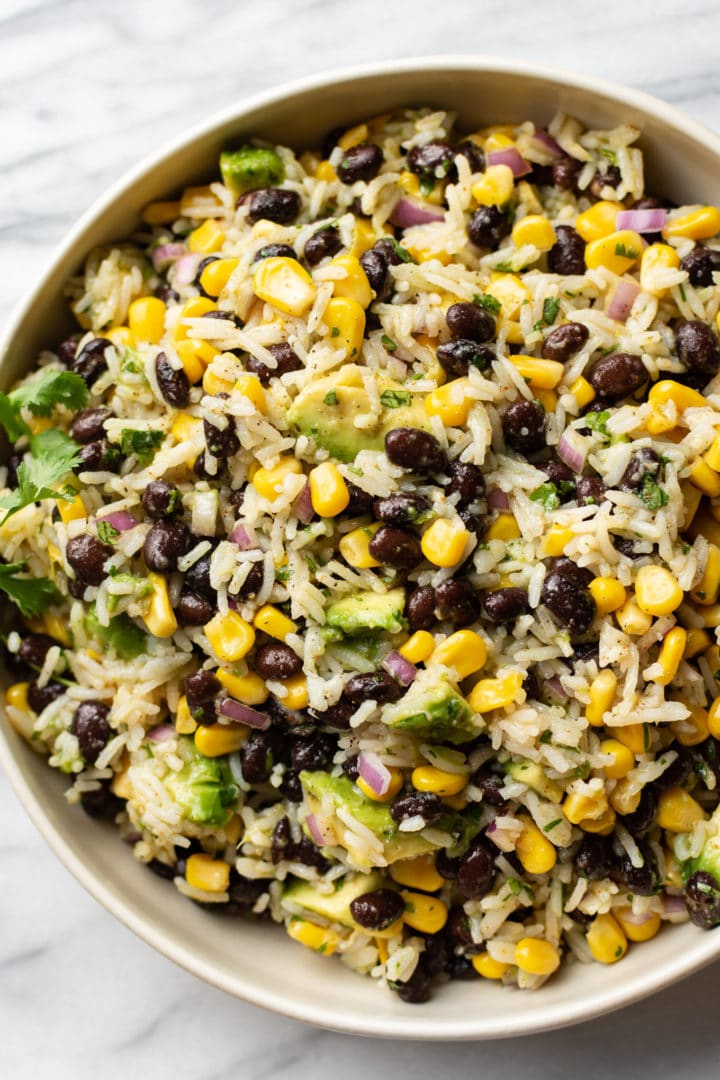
3 0 720 1075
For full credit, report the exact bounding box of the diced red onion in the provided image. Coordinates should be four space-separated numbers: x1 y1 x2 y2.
486 148 532 177
663 892 688 917
98 511 137 532
532 130 563 159
543 676 569 703
357 750 391 797
227 596 240 612
229 523 256 550
558 430 589 473
174 253 203 285
487 488 510 511
147 723 175 742
217 696 270 730
606 280 640 322
305 813 335 846
485 818 518 852
389 198 445 228
616 207 668 233
382 650 417 687
151 242 186 272
292 482 315 525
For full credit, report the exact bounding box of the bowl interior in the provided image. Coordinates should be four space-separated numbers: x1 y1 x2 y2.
2 58 720 1039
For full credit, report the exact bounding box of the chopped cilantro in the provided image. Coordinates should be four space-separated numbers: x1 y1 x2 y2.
542 297 560 325
473 292 502 316
97 520 120 545
614 242 640 259
118 428 164 466
601 148 618 165
530 482 561 511
0 561 57 618
544 818 562 832
323 390 338 406
679 283 687 302
0 430 82 524
585 410 610 436
419 177 435 197
380 389 412 409
331 326 340 338
538 729 553 744
386 237 413 264
381 334 398 353
639 474 668 510
494 260 514 273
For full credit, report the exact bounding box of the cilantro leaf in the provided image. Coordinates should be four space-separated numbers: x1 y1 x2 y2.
386 237 414 264
585 410 610 436
0 395 30 441
97 520 119 545
0 561 57 618
473 292 502 316
530 482 561 511
533 297 560 331
118 428 164 466
380 390 412 409
381 334 398 353
9 369 88 418
0 430 82 524
601 148 618 165
323 390 338 406
614 242 640 259
639 474 669 510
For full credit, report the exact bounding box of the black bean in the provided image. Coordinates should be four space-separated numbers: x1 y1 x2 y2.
654 747 693 790
344 671 401 705
444 905 474 950
539 458 576 500
621 787 657 836
576 475 607 505
373 238 406 266
405 585 436 631
176 591 214 625
304 226 342 266
685 870 720 929
573 835 615 880
369 525 422 570
393 958 432 1004
446 954 480 981
472 767 506 807
66 534 113 587
246 341 303 385
446 302 495 343
457 840 496 900
385 428 447 473
390 790 444 825
252 243 298 263
155 351 190 408
613 535 646 560
551 155 583 191
147 858 176 881
311 696 353 731
337 143 384 184
676 320 720 381
433 850 460 881
611 842 661 896
502 399 546 453
458 506 485 535
27 681 65 713
271 817 327 869
202 310 244 331
280 767 303 802
589 353 647 400
541 570 596 634
255 642 302 680
240 727 284 784
548 225 585 275
204 415 239 459
77 438 119 474
482 587 529 623
246 188 301 225
71 407 110 444
350 888 405 931
143 520 189 573
346 481 375 516
72 700 110 764
359 248 389 297
619 448 661 493
435 579 480 627
541 322 589 362
446 460 485 505
183 551 215 601
408 141 456 180
185 670 221 709
589 166 621 199
423 932 449 976
18 634 56 668
80 782 124 820
373 493 431 526
238 562 268 601
5 453 21 490
456 139 485 174
549 556 593 586
57 334 81 366
72 337 111 386
156 284 180 305
142 479 183 520
467 206 510 249
227 868 268 911
194 255 220 297
342 753 360 780
290 731 335 771
193 452 228 481
681 247 720 288
437 339 494 377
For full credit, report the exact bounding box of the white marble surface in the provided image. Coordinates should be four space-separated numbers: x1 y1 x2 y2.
3 0 720 1075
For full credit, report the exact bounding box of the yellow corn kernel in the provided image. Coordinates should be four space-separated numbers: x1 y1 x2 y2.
514 814 557 875
180 185 218 213
171 412 203 446
589 577 627 616
471 164 515 207
308 462 350 517
563 787 609 825
253 456 303 501
579 807 617 835
704 437 720 473
253 256 317 317
575 200 625 242
25 413 54 435
425 377 473 427
323 296 366 360
172 296 217 342
216 669 268 706
186 853 230 893
111 761 132 800
692 544 720 609
586 670 617 726
349 218 376 258
645 406 677 436
689 458 720 498
128 296 166 345
230 373 266 414
485 513 521 542
484 131 515 153
682 482 703 532
469 671 524 713
400 891 448 935
315 160 337 183
286 917 341 955
399 631 435 664
223 814 242 845
472 952 509 980
338 523 381 569
202 367 234 395
615 908 661 943
420 518 470 568
199 257 240 298
585 230 644 274
664 205 720 241
338 122 368 151
357 768 403 802
194 722 247 757
648 379 707 412
58 493 87 524
142 573 178 639
514 937 560 976
411 765 467 797
708 698 720 739
329 254 373 308
613 723 648 755
105 325 135 349
253 604 297 642
6 682 29 711
188 219 226 254
685 627 711 659
535 387 558 413
141 200 181 226
600 738 635 780
700 604 720 628
616 594 653 636
390 855 444 893
485 272 530 320
398 169 421 198
654 626 687 686
175 695 197 735
540 524 573 558
205 610 255 662
512 214 556 251
510 356 565 390
431 629 488 679
634 564 683 617
609 778 642 816
280 674 308 711
657 786 706 833
375 938 390 964
39 612 71 648
671 703 710 746
174 340 206 384
569 376 595 409
587 913 627 965
640 243 681 296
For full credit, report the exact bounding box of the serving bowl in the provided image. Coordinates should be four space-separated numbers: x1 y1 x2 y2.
2 56 720 1039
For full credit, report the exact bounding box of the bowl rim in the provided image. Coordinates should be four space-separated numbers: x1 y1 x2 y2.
3 53 720 1040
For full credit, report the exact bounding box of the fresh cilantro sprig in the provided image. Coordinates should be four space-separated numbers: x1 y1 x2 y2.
0 369 88 442
533 297 560 332
473 293 502 316
119 428 164 466
380 389 412 409
584 410 611 436
639 474 669 510
0 561 58 618
0 430 82 524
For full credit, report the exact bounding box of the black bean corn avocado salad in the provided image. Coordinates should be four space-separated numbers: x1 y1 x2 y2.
4 108 720 1003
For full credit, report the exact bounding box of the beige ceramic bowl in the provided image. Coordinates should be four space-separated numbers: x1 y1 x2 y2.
2 57 720 1039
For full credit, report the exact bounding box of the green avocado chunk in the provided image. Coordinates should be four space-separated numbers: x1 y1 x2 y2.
287 364 431 463
505 760 563 803
164 737 239 827
219 146 285 198
84 605 147 660
281 870 389 928
326 587 406 635
382 672 479 745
